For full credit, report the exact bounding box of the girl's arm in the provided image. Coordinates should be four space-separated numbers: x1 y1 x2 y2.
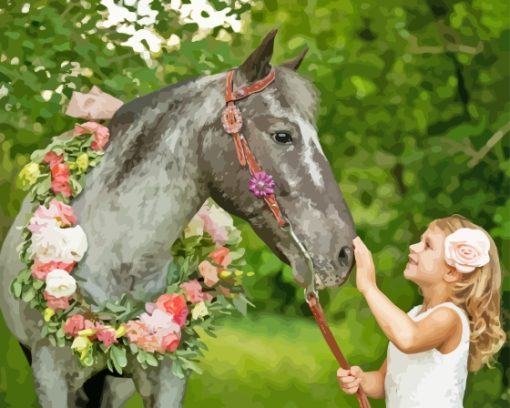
353 237 461 353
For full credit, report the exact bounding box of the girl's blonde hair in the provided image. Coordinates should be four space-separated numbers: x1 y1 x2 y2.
430 214 506 372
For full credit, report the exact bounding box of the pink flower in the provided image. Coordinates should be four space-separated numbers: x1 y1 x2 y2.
31 260 76 280
197 202 233 245
125 320 149 343
155 294 189 327
180 279 213 304
43 291 70 311
137 334 163 353
208 246 232 267
444 228 491 273
161 331 180 352
29 199 76 234
198 260 219 287
63 314 85 336
74 122 110 151
43 151 64 166
96 326 118 347
139 309 180 333
50 162 72 198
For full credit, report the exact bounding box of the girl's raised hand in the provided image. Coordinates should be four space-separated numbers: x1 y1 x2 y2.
337 366 364 395
353 236 377 294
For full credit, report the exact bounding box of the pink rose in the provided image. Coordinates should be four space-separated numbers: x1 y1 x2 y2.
43 151 64 166
180 279 213 304
198 260 219 287
96 326 118 347
43 291 70 311
137 334 163 353
63 314 85 336
126 320 149 343
208 246 232 267
155 294 189 327
50 162 72 198
161 331 180 352
444 228 491 273
74 121 110 151
29 199 76 233
196 201 233 245
31 260 76 280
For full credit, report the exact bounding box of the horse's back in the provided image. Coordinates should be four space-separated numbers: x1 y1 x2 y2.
0 195 41 346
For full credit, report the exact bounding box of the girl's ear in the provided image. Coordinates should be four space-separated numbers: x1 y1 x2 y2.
444 267 463 283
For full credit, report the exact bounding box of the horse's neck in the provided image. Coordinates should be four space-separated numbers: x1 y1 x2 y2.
72 73 224 303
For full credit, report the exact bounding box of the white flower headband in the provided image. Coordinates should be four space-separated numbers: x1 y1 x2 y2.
444 228 491 273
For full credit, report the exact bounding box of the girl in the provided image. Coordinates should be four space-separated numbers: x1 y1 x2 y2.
337 214 506 407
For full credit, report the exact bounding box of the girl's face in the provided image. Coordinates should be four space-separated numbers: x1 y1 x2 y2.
404 225 451 285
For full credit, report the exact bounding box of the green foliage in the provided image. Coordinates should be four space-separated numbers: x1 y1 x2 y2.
0 0 508 406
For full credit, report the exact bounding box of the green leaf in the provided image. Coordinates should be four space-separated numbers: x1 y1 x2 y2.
145 353 159 367
69 176 83 196
21 287 36 303
10 280 22 298
110 345 127 374
170 360 185 379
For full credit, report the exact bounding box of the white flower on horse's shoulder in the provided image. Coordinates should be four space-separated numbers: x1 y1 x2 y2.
191 301 209 320
29 224 88 264
444 228 491 273
184 215 204 238
45 269 77 298
197 200 233 245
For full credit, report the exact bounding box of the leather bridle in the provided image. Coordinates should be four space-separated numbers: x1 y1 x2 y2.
221 68 371 408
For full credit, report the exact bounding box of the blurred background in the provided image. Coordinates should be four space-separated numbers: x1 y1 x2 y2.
0 0 508 407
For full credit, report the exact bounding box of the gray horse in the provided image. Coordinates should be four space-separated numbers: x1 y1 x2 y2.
0 30 356 407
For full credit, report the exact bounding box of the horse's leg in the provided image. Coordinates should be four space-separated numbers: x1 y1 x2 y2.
131 359 188 408
99 375 137 408
31 340 96 408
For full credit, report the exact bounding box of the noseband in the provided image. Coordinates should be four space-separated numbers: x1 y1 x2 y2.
221 68 371 408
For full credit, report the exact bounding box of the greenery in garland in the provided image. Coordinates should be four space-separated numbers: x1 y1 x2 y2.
10 121 254 378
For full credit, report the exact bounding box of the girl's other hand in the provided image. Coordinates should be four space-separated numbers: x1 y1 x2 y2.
337 366 364 395
353 236 377 294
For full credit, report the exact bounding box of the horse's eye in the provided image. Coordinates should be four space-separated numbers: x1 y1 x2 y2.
272 131 293 144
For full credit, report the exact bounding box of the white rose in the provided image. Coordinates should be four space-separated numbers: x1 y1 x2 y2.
444 228 490 273
45 269 77 297
30 224 88 263
59 225 88 262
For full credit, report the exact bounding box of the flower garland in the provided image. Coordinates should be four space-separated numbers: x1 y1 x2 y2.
11 121 254 377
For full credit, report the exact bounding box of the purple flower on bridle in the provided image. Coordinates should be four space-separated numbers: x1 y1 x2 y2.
248 171 275 198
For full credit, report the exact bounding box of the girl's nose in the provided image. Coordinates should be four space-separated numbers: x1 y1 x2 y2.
409 242 423 253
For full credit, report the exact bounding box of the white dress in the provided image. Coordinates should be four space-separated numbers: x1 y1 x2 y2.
384 301 470 408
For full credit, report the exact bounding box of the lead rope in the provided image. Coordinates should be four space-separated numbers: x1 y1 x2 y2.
223 69 370 408
281 223 371 408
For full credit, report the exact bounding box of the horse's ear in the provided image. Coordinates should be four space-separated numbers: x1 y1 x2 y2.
238 29 278 82
280 47 309 71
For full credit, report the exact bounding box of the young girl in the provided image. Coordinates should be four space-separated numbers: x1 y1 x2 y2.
337 214 506 407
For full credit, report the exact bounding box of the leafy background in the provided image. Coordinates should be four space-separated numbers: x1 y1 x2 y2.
0 0 508 407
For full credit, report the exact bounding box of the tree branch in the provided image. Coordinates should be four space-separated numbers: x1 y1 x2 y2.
468 121 510 168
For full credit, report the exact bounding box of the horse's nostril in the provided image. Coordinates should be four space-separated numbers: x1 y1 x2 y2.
338 246 352 267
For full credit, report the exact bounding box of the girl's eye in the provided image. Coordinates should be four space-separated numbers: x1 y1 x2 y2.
272 131 293 144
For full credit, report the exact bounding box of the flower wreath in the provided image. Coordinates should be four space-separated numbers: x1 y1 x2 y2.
11 121 254 377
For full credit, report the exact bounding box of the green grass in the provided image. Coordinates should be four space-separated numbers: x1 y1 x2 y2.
127 313 385 408
1 312 385 408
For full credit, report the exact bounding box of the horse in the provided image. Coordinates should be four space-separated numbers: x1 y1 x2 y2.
0 29 356 407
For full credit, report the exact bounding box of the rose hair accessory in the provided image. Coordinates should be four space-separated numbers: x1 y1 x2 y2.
444 228 491 273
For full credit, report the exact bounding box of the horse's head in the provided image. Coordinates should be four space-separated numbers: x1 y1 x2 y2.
202 30 356 290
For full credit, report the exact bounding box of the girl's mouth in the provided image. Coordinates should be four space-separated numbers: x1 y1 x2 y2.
408 255 418 265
